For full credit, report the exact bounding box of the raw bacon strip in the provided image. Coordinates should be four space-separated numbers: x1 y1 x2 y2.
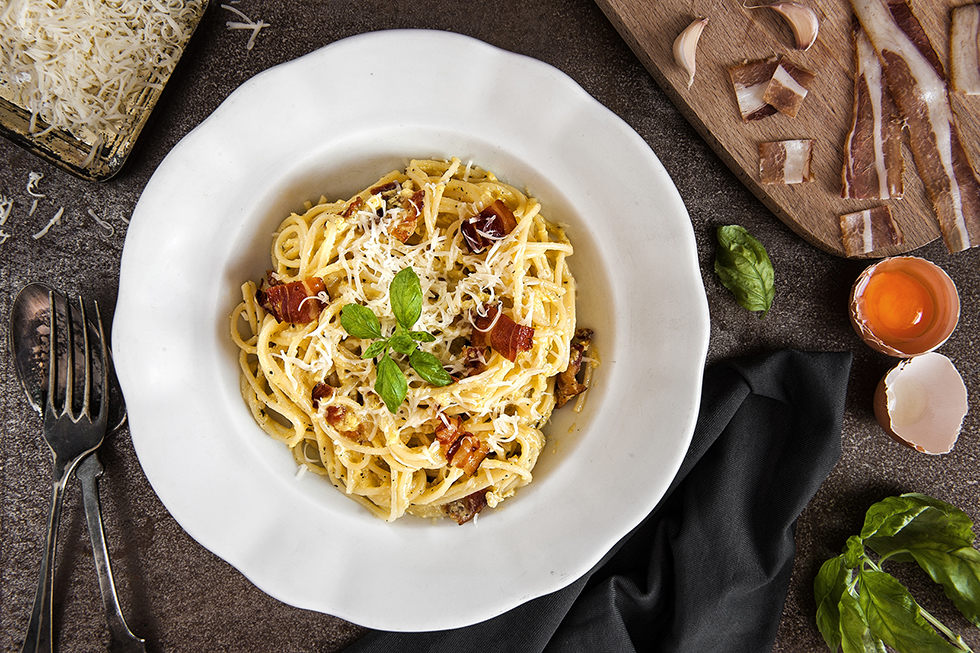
258 277 327 323
851 0 980 252
728 57 780 121
841 26 904 200
951 4 980 95
839 205 905 256
471 304 534 362
759 139 815 184
763 58 816 117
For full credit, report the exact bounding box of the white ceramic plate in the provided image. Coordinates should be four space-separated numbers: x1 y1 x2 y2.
114 29 709 632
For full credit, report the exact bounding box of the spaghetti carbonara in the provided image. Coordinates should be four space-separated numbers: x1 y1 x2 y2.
230 157 593 523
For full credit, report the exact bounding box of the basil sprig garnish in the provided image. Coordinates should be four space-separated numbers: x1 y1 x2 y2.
340 267 452 413
815 493 980 652
714 224 775 318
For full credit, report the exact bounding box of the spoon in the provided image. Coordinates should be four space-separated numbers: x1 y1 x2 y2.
10 282 145 652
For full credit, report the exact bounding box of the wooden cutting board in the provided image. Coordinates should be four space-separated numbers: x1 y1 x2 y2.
594 0 980 258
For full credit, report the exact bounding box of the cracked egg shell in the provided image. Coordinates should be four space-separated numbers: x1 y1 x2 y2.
849 256 959 357
873 353 968 454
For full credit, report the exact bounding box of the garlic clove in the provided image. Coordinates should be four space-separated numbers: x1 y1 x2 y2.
673 17 708 89
746 1 820 51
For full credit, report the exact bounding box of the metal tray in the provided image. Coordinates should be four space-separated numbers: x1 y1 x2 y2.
0 1 209 182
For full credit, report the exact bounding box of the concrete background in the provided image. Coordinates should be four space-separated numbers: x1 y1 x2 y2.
2 1 978 651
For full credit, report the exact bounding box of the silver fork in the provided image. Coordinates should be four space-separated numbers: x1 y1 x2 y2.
21 293 109 653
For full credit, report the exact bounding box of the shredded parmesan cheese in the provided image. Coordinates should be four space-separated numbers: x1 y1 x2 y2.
0 0 205 147
87 208 114 237
32 206 63 239
0 195 12 225
26 172 44 197
221 4 270 51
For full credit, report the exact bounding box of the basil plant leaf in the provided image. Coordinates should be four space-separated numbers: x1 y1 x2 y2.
858 569 963 653
409 349 452 387
409 330 436 343
714 224 775 318
815 555 850 650
388 333 417 356
341 303 383 339
907 547 980 626
390 267 423 330
863 494 977 562
375 354 408 414
361 340 389 360
839 589 883 653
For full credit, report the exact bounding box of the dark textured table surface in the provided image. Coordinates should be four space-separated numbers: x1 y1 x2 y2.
2 1 978 651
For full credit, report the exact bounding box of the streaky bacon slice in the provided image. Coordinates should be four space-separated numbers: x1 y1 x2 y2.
841 25 904 200
851 0 980 252
759 139 815 185
728 57 780 121
471 304 534 362
447 433 489 476
763 58 816 118
951 4 980 95
555 328 594 408
258 277 328 323
839 205 905 256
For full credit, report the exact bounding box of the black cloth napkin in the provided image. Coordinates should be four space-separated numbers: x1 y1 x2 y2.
346 349 852 653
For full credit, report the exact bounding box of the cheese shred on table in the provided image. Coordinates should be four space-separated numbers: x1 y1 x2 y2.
0 0 204 149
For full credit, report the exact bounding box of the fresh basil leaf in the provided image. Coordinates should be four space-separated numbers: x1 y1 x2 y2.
375 354 408 414
361 339 389 359
863 494 976 561
815 555 850 650
908 547 980 626
844 535 868 569
390 267 422 330
409 349 452 387
409 330 436 343
839 589 883 653
714 225 775 318
341 303 383 339
858 569 962 653
389 333 417 356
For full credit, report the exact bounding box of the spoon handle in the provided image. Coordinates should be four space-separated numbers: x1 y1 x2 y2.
77 454 147 653
21 469 70 653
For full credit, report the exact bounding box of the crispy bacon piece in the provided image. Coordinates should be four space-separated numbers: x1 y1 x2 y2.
258 277 327 324
448 433 490 476
460 200 519 253
728 57 780 121
851 0 980 252
842 25 904 200
555 328 594 408
471 304 534 362
759 139 815 185
444 489 489 525
324 404 363 441
434 414 465 449
389 189 424 243
458 345 488 378
839 205 905 257
341 196 363 218
763 58 815 118
951 4 980 95
311 382 335 409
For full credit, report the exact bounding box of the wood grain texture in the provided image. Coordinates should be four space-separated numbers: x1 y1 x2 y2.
595 0 980 258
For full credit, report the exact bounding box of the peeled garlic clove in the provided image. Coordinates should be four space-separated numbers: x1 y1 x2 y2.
873 353 968 455
673 17 708 89
746 1 820 51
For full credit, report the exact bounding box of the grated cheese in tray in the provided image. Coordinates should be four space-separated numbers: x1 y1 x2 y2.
0 0 206 149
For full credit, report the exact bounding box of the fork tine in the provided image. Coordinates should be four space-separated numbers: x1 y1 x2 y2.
79 297 92 420
46 291 58 415
93 301 109 426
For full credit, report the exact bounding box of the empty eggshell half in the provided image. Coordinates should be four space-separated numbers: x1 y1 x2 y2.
873 352 969 454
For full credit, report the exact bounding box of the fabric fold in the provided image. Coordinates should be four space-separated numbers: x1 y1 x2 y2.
345 349 852 653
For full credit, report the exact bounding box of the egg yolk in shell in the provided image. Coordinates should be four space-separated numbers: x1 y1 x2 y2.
862 270 935 340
